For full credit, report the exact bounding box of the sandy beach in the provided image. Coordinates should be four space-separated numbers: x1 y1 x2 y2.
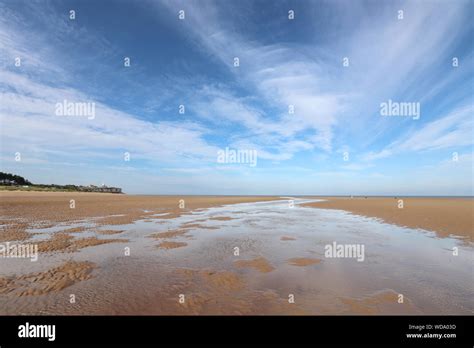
0 191 279 225
303 197 474 241
0 192 472 315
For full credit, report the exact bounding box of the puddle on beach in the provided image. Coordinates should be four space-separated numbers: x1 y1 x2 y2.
0 199 472 315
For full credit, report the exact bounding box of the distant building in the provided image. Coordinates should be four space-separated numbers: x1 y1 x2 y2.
0 179 17 185
77 185 122 193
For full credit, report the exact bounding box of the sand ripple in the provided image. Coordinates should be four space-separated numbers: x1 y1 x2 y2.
0 261 96 297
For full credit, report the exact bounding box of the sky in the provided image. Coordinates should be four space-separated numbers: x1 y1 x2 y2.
0 0 473 195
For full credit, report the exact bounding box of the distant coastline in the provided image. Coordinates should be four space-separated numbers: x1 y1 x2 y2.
0 172 122 194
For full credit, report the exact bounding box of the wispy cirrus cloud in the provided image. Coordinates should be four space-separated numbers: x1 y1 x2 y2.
0 79 219 165
157 0 344 153
362 105 473 161
156 0 473 158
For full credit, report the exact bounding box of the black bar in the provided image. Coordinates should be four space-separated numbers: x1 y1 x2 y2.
0 315 472 346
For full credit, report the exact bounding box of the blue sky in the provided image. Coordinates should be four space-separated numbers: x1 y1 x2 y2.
0 0 473 195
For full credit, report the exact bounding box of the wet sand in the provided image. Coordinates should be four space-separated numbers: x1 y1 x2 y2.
36 233 128 253
303 197 474 241
0 193 472 315
0 191 279 225
234 257 275 273
0 192 279 242
156 241 188 249
0 261 96 297
281 236 296 241
287 258 321 266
